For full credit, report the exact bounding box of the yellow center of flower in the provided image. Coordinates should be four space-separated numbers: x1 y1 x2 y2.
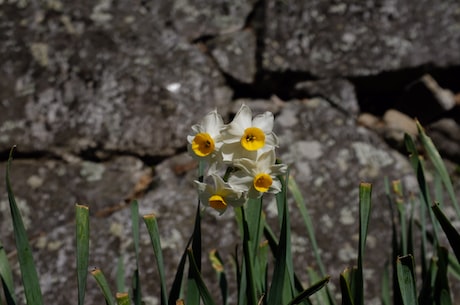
241 127 265 151
253 173 273 192
192 133 215 157
209 195 227 211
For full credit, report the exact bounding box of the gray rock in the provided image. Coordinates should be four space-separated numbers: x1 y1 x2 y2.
295 78 360 116
263 0 460 77
208 29 257 83
274 98 414 300
0 155 151 304
0 1 233 157
171 0 258 40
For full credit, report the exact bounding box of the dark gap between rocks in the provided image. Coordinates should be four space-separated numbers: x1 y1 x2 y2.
350 64 460 119
77 146 178 167
228 70 317 100
0 148 58 162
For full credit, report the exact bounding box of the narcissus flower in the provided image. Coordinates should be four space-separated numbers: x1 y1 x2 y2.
221 104 278 162
228 149 287 199
195 174 247 214
187 110 224 161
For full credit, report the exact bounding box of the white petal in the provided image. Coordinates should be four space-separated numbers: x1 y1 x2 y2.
270 179 282 193
252 111 274 133
230 104 252 132
232 158 257 175
255 150 276 171
202 110 224 136
271 163 288 175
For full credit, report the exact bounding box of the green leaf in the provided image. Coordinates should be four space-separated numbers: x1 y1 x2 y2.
340 268 355 305
209 249 228 305
396 255 417 305
116 292 131 305
434 247 452 304
91 268 115 305
288 177 336 305
6 146 44 305
187 248 217 305
116 255 125 294
416 121 460 218
431 203 460 263
143 214 168 305
287 276 329 305
419 257 438 305
0 240 16 305
380 262 390 305
405 133 439 246
244 197 266 295
168 235 192 304
267 176 290 305
76 204 90 305
240 207 258 305
186 201 202 305
355 182 372 305
130 201 142 305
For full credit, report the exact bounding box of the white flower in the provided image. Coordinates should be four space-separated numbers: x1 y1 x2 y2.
228 149 287 199
195 174 247 214
220 104 278 162
187 110 224 162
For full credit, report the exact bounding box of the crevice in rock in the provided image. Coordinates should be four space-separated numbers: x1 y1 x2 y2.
0 146 188 168
227 70 317 100
349 64 460 118
74 146 185 167
0 149 58 163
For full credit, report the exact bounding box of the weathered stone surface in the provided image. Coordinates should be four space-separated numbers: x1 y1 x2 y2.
0 155 151 304
208 29 257 83
0 1 232 157
294 78 360 116
382 108 418 149
1 1 460 304
171 0 257 40
264 0 460 77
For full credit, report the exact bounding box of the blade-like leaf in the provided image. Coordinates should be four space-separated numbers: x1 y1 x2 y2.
116 255 125 293
340 268 355 305
432 203 460 262
0 240 16 305
287 276 329 305
209 249 228 305
240 207 258 305
405 133 439 246
267 178 290 305
143 214 168 305
91 268 115 305
116 292 131 305
289 177 336 305
6 146 44 305
380 262 390 305
186 187 203 305
434 247 451 304
416 121 460 218
76 204 90 305
396 255 417 305
355 182 372 305
187 248 217 305
131 201 141 305
168 234 192 305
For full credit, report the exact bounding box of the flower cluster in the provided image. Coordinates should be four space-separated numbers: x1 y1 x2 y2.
187 104 287 214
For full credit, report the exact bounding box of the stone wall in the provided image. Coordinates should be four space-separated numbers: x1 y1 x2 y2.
1 1 459 304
